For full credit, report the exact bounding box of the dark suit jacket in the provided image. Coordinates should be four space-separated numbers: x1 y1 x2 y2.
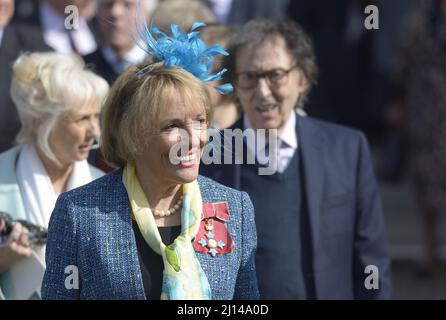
226 0 288 25
200 114 392 299
0 22 50 152
287 0 380 130
83 49 119 86
13 0 102 48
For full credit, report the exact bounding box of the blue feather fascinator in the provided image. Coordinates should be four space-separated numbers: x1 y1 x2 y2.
135 17 233 95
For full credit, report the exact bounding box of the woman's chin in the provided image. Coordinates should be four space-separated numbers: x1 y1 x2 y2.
170 165 200 183
75 154 89 162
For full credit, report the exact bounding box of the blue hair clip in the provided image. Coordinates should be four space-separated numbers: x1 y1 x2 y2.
135 16 233 95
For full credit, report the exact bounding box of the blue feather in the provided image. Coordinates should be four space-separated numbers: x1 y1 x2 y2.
214 83 234 95
134 12 233 95
191 22 206 31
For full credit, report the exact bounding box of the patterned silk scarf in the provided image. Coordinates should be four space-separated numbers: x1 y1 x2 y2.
122 164 212 300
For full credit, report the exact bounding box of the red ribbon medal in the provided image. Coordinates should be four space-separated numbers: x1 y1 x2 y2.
192 202 235 257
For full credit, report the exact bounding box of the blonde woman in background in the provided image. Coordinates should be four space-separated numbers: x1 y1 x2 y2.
0 52 109 299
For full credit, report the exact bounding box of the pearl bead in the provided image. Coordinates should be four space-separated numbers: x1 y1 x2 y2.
151 194 184 217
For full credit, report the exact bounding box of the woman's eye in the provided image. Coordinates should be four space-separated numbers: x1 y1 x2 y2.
77 117 90 124
164 123 178 130
192 119 207 129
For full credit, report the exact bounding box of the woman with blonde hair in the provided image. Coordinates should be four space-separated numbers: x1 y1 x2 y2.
42 22 258 300
0 52 109 299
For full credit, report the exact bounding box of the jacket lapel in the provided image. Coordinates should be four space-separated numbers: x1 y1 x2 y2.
207 119 243 190
296 115 324 252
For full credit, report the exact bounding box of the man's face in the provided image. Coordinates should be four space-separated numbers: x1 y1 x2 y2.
97 0 138 53
235 36 307 132
0 0 14 28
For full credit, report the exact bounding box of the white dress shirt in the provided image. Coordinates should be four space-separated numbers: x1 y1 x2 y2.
39 2 97 55
101 45 147 74
244 111 298 173
0 28 4 46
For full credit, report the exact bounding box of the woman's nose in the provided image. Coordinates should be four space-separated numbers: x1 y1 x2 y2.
180 122 205 149
88 117 100 138
187 126 201 149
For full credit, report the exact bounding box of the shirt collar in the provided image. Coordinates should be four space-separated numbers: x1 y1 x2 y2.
0 28 4 46
280 110 298 149
243 110 298 155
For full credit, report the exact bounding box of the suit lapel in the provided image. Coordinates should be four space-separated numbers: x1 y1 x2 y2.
0 25 19 68
296 115 324 251
232 119 244 190
211 119 243 190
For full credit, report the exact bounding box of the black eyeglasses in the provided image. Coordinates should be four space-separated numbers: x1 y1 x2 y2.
234 66 298 89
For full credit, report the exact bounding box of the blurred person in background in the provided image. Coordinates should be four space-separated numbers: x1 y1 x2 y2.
388 0 446 272
0 52 108 299
15 0 99 55
0 0 50 153
201 19 391 299
84 0 159 85
203 0 288 26
288 0 383 134
152 0 216 33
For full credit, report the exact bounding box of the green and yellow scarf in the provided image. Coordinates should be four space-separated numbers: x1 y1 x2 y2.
122 164 212 300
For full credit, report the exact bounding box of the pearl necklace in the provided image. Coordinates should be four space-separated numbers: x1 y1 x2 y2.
152 195 184 217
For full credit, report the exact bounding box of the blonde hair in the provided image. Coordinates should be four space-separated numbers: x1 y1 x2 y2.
101 61 212 168
10 52 109 165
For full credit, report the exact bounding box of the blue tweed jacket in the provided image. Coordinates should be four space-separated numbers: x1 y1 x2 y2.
41 170 259 300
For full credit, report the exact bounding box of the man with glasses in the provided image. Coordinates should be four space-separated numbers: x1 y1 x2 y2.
200 19 391 299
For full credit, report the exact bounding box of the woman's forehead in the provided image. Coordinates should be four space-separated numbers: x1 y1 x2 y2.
159 90 206 119
65 101 100 117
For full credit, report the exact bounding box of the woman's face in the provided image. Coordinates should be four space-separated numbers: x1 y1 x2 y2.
135 92 208 186
47 103 101 167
